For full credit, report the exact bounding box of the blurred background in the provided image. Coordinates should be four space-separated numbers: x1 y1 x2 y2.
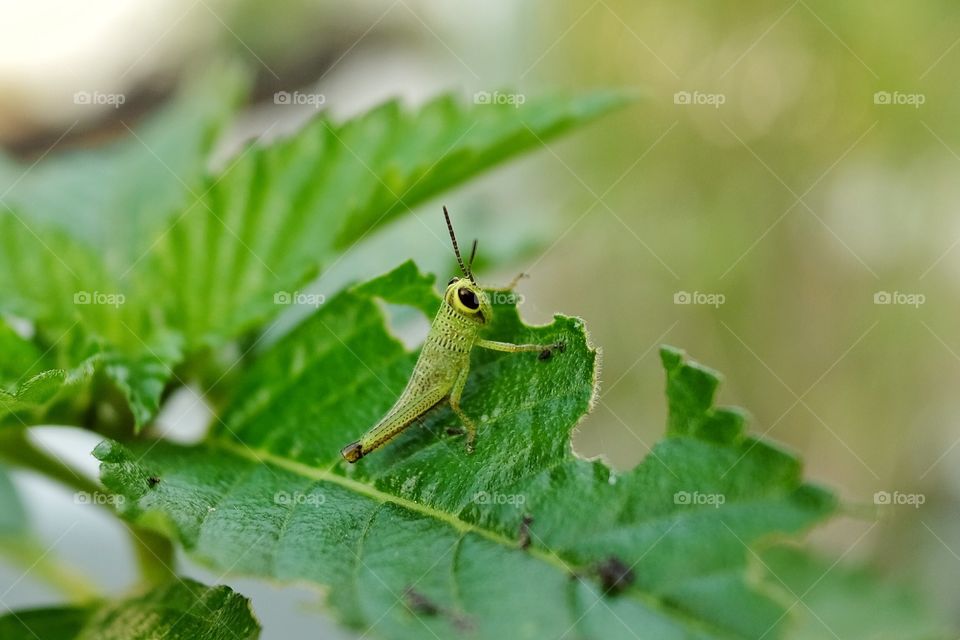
1 0 958 635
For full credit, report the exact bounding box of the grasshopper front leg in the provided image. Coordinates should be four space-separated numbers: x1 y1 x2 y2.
447 338 564 453
448 364 476 453
476 338 565 360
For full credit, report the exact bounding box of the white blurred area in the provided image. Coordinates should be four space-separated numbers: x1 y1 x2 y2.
0 0 220 141
0 0 524 144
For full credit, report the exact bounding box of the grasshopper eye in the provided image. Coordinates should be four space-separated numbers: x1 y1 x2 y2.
457 287 480 310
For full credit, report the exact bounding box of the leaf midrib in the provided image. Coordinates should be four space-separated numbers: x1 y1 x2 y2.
213 438 748 639
217 437 561 566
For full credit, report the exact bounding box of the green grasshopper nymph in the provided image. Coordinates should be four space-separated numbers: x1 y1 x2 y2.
340 207 564 463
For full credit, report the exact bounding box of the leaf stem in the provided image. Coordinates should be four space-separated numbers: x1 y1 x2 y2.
0 428 99 495
128 526 178 586
0 538 101 603
0 428 175 593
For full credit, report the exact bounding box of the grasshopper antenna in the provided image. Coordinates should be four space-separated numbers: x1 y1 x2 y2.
467 239 478 279
443 206 472 280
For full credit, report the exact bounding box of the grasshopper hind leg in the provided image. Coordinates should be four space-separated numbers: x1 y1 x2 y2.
341 383 449 464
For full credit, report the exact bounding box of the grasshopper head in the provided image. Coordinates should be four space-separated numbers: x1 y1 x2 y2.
444 277 492 324
441 205 492 324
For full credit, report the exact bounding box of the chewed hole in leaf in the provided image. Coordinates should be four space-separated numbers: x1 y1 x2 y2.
377 301 431 350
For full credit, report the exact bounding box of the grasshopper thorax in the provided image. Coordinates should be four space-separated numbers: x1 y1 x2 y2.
444 277 492 325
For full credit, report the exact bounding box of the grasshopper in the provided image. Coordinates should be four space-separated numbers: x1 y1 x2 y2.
340 207 564 463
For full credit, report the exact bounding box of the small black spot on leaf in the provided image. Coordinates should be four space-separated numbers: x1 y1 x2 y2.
404 587 439 616
518 514 534 550
596 556 635 595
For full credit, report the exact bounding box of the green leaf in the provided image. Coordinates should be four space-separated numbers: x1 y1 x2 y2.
97 261 845 640
0 66 247 429
0 217 162 429
0 63 249 257
148 91 630 348
0 579 261 640
99 332 184 430
350 259 442 318
0 319 99 425
0 314 177 431
0 211 109 331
